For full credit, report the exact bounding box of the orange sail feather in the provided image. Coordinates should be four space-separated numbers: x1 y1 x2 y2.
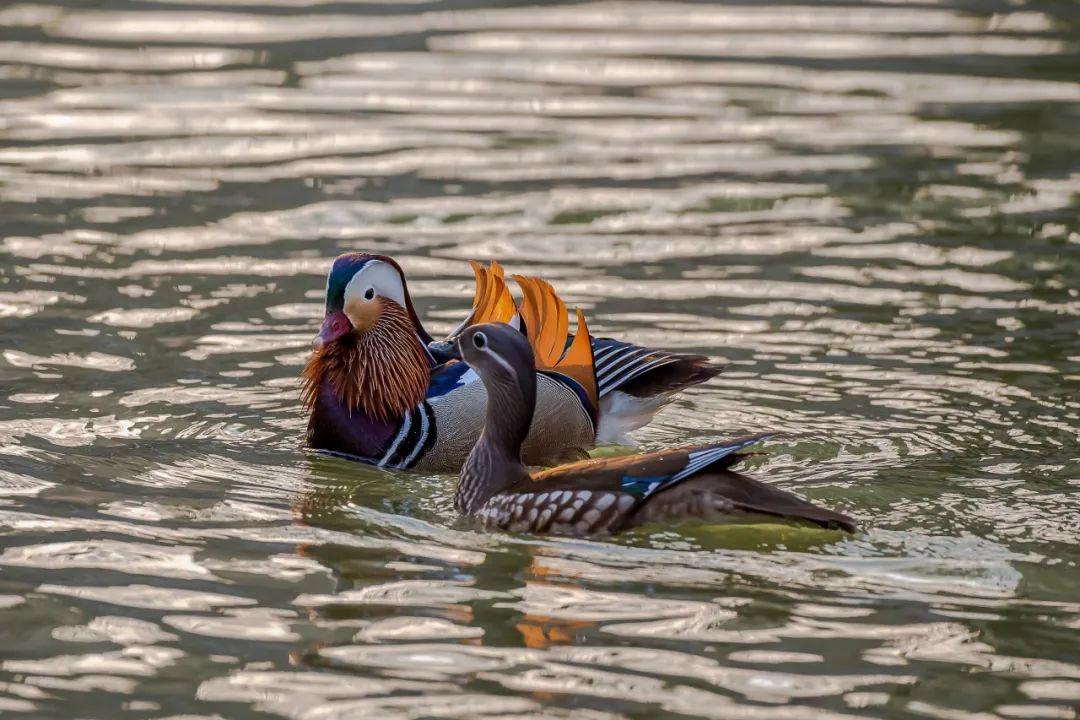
469 260 517 325
512 274 598 410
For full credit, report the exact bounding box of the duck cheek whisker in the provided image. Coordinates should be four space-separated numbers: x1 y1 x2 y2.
301 299 428 422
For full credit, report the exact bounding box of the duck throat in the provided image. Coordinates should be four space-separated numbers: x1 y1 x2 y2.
302 300 429 423
457 374 534 514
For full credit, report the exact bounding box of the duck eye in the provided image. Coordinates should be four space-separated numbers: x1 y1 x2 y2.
472 332 487 350
363 287 375 300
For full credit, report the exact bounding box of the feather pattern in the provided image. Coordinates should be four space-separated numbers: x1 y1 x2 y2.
302 297 429 423
377 402 436 469
307 255 720 471
512 275 598 409
592 338 687 397
469 261 518 325
455 323 856 537
473 433 855 535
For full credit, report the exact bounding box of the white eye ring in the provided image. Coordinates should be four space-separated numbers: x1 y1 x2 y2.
472 332 487 350
363 287 375 300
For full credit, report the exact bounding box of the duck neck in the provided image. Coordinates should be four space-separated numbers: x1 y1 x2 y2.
456 372 535 514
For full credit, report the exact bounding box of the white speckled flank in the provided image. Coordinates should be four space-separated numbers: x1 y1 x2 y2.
594 494 616 512
470 483 654 536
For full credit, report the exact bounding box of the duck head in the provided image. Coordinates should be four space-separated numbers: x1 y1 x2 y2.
459 323 537 454
455 323 537 512
314 253 432 349
303 253 432 423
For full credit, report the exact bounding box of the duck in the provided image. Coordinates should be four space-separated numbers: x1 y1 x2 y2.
455 322 856 535
302 252 722 473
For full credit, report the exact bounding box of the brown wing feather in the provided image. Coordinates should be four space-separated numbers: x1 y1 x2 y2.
525 446 701 490
625 472 857 532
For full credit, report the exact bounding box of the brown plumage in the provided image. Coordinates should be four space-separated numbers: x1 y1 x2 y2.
301 298 429 422
456 323 857 537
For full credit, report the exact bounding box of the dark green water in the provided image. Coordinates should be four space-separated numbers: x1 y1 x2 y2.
1 1 1078 718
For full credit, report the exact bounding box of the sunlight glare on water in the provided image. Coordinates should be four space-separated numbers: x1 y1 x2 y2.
0 0 1078 718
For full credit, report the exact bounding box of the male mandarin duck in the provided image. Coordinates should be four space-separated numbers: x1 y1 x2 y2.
302 252 721 472
455 323 856 535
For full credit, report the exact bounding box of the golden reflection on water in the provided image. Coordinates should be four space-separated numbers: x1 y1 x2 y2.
1 0 1079 718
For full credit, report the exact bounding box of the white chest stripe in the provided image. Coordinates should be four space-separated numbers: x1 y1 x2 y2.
378 411 412 467
401 405 430 468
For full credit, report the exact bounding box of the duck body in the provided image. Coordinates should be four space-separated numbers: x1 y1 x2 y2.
471 439 856 535
303 253 720 472
306 357 595 472
455 323 856 537
421 362 595 471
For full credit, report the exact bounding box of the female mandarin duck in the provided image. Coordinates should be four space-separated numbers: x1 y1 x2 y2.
302 252 722 473
455 322 855 535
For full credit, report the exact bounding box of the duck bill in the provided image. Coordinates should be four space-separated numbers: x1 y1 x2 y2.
313 310 353 350
445 309 477 342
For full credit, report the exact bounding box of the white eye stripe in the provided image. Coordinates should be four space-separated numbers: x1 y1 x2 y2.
482 345 518 383
344 259 406 307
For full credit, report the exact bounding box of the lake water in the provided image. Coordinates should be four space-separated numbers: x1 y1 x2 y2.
1 1 1078 718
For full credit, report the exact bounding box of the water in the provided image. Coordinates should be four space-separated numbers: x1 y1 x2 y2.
1 0 1078 717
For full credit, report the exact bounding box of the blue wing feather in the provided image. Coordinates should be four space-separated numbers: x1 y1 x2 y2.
426 361 478 399
621 434 773 499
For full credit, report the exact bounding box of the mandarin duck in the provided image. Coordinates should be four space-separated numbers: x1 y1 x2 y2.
302 253 721 473
455 323 856 535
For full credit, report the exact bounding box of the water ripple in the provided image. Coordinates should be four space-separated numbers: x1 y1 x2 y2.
0 0 1077 717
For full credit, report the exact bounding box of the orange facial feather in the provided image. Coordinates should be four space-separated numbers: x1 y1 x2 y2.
302 298 429 423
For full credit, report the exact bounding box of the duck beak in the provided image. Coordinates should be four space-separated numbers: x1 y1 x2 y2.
313 310 352 350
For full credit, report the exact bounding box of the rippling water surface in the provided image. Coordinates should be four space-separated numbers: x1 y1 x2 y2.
2 0 1079 717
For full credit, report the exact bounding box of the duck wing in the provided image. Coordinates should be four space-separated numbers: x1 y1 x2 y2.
625 470 857 532
513 275 598 412
481 434 853 534
525 433 770 497
591 337 722 399
475 435 772 535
